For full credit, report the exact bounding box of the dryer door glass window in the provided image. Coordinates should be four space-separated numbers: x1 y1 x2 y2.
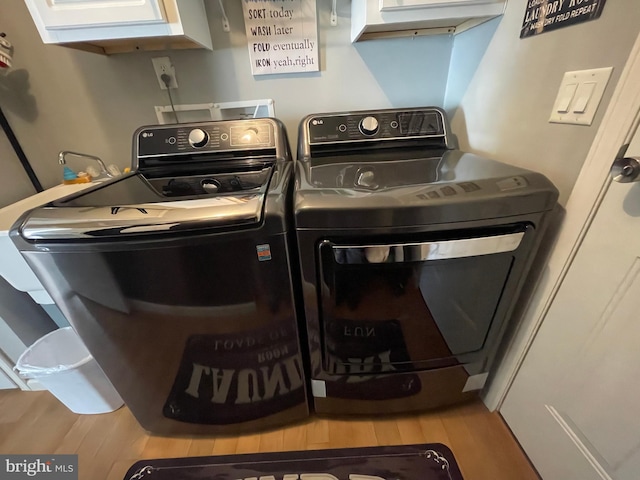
317 224 531 373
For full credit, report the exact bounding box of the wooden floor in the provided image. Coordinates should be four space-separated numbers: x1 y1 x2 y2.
0 389 539 480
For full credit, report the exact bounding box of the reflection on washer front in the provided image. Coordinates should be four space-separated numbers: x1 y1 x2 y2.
164 324 306 424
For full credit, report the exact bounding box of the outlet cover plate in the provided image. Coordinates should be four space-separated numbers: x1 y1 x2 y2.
151 56 178 90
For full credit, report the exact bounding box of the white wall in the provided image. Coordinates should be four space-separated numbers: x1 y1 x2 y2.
0 317 27 363
2 1 639 203
0 370 17 389
0 128 36 208
0 0 453 189
449 0 640 206
445 0 640 409
0 316 26 389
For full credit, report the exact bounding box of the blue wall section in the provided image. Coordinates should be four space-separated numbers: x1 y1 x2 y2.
354 35 453 109
444 17 501 114
0 0 457 187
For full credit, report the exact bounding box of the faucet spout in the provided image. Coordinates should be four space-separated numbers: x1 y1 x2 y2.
58 151 113 178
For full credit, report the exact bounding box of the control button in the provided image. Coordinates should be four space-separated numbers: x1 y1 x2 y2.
188 128 209 148
458 182 481 193
497 176 528 191
390 120 399 129
359 116 379 136
338 124 347 133
201 179 220 193
164 179 192 196
167 136 177 145
229 176 241 190
220 133 229 141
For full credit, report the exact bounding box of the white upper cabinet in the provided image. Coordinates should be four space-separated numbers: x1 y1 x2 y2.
28 0 167 29
352 0 507 42
24 0 213 54
379 0 502 10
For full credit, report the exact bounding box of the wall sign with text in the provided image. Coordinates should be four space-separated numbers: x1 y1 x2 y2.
242 0 319 76
521 0 607 39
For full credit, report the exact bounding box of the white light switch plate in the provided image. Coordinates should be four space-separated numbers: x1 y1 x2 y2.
549 67 613 126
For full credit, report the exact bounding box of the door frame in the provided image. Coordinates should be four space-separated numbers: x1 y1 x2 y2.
484 31 640 410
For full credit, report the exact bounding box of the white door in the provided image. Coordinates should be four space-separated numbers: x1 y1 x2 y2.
500 85 640 478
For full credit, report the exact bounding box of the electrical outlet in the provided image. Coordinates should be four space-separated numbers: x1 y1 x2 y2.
151 56 178 90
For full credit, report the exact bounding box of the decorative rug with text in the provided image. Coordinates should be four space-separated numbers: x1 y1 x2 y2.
124 443 463 480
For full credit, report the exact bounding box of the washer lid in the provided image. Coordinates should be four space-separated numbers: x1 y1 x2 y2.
16 173 270 240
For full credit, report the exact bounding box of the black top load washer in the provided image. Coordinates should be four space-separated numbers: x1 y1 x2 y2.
294 107 558 415
11 119 309 434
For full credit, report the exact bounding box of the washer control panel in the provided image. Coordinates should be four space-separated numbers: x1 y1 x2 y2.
306 108 445 145
137 120 275 157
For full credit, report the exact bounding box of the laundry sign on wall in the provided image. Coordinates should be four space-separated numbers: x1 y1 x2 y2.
520 0 607 39
242 0 319 75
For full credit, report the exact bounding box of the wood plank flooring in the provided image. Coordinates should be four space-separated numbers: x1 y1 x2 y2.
0 390 539 480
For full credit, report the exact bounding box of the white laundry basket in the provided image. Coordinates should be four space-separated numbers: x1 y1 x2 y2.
15 327 123 414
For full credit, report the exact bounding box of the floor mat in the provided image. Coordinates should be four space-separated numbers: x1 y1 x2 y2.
123 443 464 480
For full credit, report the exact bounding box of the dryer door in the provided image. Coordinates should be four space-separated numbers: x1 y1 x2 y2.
317 223 532 373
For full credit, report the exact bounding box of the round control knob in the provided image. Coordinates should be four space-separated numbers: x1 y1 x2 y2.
188 128 209 148
201 179 220 193
359 116 379 136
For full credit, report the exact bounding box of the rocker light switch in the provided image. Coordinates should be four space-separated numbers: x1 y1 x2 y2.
557 83 578 113
549 67 613 126
572 82 596 113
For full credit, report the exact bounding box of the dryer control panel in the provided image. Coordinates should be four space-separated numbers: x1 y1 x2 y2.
306 108 445 145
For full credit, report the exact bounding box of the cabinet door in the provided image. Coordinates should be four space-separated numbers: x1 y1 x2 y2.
380 0 501 11
27 0 167 29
